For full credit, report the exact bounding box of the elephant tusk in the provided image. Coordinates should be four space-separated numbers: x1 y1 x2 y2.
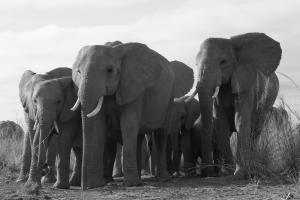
184 90 197 103
33 120 38 131
212 86 220 98
87 96 104 118
70 98 80 111
53 120 60 134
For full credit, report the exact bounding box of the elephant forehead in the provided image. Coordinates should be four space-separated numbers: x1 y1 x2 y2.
197 38 232 61
34 82 61 99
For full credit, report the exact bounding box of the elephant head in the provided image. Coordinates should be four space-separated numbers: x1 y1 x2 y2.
20 68 76 175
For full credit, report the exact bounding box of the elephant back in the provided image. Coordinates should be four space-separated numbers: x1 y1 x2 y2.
45 67 72 79
170 60 194 98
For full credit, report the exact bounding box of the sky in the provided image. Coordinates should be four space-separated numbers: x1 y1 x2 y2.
0 0 300 124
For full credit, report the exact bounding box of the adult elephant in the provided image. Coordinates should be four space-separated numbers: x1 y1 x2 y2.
18 67 82 189
187 33 281 177
71 43 193 189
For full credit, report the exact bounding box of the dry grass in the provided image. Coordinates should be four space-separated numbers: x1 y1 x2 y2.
0 121 24 174
230 98 300 182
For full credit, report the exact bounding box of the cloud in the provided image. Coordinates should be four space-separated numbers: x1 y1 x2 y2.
0 0 300 122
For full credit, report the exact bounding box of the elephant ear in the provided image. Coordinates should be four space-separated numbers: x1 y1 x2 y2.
19 70 36 113
170 61 194 98
115 43 164 105
56 77 79 122
230 32 282 93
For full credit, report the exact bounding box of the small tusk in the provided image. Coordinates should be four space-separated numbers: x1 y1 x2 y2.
87 97 104 118
53 120 60 134
212 86 220 98
70 98 80 111
33 120 38 131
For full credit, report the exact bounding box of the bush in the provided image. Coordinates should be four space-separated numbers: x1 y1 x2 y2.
0 121 24 173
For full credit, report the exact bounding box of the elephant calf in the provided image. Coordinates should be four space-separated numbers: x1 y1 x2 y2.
17 67 82 189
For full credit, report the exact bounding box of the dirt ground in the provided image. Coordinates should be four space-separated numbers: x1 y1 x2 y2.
1 171 300 200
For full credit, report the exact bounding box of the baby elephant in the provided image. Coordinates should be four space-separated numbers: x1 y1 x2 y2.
184 116 234 177
17 67 82 189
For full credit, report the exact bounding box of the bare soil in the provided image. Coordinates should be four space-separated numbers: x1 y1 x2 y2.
1 171 300 200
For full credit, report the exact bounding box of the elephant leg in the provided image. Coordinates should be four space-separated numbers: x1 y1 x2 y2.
170 132 180 176
113 143 123 177
42 133 57 184
153 129 171 180
120 97 143 186
103 137 117 183
140 136 150 175
69 146 82 187
181 130 195 176
234 90 254 178
17 114 33 183
146 133 157 176
165 135 172 174
24 129 43 189
214 113 234 175
137 134 144 178
54 126 72 189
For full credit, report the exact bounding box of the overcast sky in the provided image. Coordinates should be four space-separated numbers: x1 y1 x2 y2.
1 0 300 123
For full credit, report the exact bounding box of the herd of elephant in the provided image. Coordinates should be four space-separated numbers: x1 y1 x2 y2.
15 32 282 190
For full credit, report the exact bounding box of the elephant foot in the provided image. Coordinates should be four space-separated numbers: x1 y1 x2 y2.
105 177 115 184
69 175 81 187
232 167 249 180
53 180 70 189
113 171 123 178
156 171 171 181
85 177 106 189
220 166 234 176
16 173 28 183
41 173 56 184
172 171 184 177
123 175 143 187
201 166 216 177
24 178 41 194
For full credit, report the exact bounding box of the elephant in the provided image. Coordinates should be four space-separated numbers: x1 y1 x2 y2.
187 32 281 178
71 42 193 189
17 67 82 189
160 95 200 176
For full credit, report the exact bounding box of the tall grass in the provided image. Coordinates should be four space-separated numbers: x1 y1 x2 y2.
0 121 24 174
231 98 300 181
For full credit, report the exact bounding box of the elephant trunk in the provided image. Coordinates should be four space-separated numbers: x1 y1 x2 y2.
79 75 107 190
196 68 221 175
30 107 56 183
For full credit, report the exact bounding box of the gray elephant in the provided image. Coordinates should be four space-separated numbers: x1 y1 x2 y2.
187 32 281 177
18 67 82 189
162 95 200 176
71 42 193 189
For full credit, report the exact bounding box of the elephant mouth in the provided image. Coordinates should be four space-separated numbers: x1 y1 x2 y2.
106 85 116 95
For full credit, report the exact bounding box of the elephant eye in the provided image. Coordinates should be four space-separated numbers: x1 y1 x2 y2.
106 67 113 73
220 59 227 65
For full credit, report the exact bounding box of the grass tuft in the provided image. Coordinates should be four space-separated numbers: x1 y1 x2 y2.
0 121 24 174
